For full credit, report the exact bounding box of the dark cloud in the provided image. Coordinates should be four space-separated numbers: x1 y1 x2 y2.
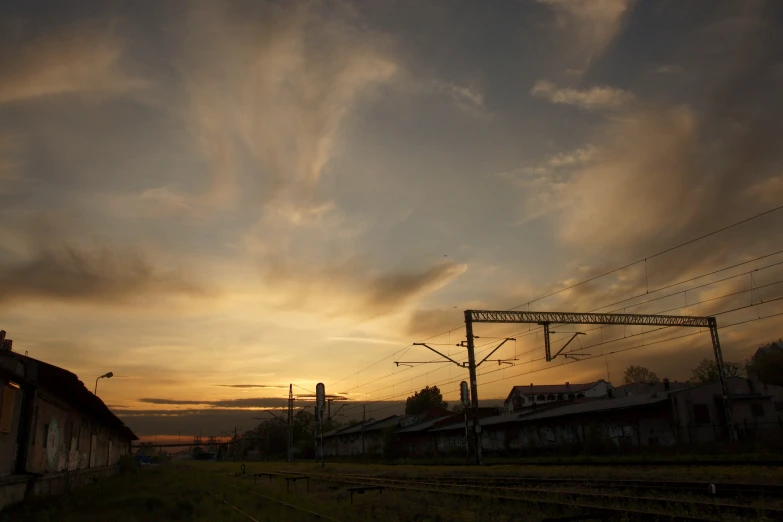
365 262 467 314
138 397 290 408
213 384 288 389
0 244 206 305
406 307 464 338
0 16 142 104
259 258 466 318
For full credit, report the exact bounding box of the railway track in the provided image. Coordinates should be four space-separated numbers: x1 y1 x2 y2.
294 472 783 521
393 474 783 498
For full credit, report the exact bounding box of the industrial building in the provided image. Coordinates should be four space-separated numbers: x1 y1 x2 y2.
0 330 137 510
322 377 782 458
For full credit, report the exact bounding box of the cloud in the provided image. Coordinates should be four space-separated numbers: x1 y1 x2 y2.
432 79 485 110
138 397 292 408
0 21 144 104
514 4 783 265
655 64 686 75
744 176 783 205
174 1 398 211
0 245 205 305
0 132 22 193
536 0 630 70
213 384 288 389
365 262 468 315
530 80 635 111
257 258 467 319
406 307 464 339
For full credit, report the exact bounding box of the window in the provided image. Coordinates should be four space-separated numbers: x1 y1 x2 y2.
750 402 765 418
536 395 545 401
693 404 710 424
546 394 555 401
0 384 18 433
43 424 49 447
556 394 564 401
76 426 81 450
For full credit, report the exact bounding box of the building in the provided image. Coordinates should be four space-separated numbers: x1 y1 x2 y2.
421 378 782 455
504 380 611 413
323 415 399 456
0 330 138 510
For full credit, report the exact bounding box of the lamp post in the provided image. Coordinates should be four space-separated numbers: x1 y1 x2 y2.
94 372 113 395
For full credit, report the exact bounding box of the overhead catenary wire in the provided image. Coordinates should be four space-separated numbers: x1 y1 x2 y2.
337 257 783 407
342 287 783 414
325 205 783 393
342 296 783 415
362 310 783 417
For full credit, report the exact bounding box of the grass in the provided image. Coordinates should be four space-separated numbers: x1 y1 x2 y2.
4 459 783 521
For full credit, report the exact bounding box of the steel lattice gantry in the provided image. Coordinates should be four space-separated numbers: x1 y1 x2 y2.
463 309 734 465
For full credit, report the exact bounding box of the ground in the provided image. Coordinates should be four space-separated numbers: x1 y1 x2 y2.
3 459 783 521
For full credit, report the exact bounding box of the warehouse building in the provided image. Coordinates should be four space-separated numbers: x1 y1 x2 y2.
0 330 137 510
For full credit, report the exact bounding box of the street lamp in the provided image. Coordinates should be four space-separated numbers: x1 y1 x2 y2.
94 372 114 395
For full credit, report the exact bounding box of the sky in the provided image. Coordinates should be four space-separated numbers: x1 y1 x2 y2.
1 0 782 440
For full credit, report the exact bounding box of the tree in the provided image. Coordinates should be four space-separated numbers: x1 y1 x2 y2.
690 358 743 385
746 339 783 386
622 365 660 385
405 385 447 415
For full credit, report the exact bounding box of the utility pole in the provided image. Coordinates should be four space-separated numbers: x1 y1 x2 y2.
361 405 366 456
287 384 294 462
464 311 483 465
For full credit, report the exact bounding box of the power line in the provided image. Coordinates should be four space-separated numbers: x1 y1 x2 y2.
326 205 783 391
363 309 783 417
508 204 783 311
340 280 783 413
342 297 783 414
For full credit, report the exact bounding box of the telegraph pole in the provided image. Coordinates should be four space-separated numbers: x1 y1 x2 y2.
464 311 483 465
361 405 366 456
287 384 294 462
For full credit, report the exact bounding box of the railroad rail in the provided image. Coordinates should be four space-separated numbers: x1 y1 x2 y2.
299 473 783 521
401 474 783 497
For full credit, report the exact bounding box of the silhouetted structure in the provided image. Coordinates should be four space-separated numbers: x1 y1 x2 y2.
0 330 137 510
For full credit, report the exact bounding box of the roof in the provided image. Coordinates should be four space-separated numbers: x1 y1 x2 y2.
431 393 670 433
396 412 456 434
0 350 138 441
505 380 606 402
323 415 398 438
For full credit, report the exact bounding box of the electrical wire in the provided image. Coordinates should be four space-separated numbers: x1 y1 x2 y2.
343 297 783 414
325 205 783 392
341 283 783 413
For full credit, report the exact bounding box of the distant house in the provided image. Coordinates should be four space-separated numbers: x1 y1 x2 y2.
504 380 611 413
0 330 138 510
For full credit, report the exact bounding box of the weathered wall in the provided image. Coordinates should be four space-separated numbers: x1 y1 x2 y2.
325 431 384 456
26 393 129 474
0 384 23 478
